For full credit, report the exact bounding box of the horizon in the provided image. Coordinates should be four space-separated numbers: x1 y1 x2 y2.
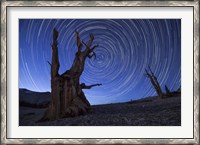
19 19 181 105
19 87 172 106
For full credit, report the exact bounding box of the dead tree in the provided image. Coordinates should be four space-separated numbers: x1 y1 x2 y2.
165 85 172 97
81 83 102 89
145 66 163 98
40 29 100 121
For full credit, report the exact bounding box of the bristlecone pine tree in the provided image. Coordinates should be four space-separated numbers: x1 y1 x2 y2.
40 28 101 121
145 66 163 98
165 85 172 97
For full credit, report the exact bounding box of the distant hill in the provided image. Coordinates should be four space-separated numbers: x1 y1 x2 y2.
19 88 181 108
19 88 51 108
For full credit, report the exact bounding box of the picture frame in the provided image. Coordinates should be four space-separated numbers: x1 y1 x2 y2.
1 0 199 144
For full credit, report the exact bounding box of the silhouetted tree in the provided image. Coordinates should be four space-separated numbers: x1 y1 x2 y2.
165 85 172 97
145 66 163 98
40 29 100 121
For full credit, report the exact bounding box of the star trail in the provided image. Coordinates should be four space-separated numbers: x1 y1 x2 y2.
19 19 181 105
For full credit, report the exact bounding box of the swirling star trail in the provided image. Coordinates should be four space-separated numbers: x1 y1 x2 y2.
19 19 181 105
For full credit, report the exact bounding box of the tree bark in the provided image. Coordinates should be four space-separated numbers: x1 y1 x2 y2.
40 29 99 121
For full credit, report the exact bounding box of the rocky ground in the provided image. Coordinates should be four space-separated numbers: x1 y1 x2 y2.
19 95 181 126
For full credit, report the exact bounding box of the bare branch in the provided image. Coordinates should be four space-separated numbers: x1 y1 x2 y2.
90 33 94 40
90 44 99 52
148 65 154 76
86 33 94 49
147 66 160 88
82 40 87 46
81 83 102 89
145 69 151 78
75 31 83 52
47 61 51 66
88 52 97 59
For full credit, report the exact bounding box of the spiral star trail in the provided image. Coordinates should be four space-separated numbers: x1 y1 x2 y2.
19 19 181 105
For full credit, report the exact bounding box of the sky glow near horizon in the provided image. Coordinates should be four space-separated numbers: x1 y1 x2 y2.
19 19 181 105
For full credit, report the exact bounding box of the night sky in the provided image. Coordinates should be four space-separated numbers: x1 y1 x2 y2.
19 19 181 105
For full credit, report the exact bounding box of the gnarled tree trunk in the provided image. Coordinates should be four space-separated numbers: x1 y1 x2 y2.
40 29 100 121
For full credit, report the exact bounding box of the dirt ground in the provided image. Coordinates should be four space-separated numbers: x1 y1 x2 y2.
19 95 181 126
